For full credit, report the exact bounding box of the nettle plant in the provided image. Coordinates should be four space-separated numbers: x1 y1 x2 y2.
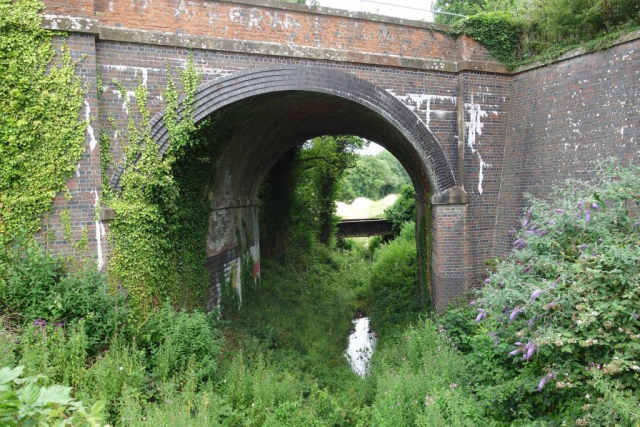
473 159 640 419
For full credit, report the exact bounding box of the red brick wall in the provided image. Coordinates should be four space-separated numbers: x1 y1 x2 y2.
494 39 640 258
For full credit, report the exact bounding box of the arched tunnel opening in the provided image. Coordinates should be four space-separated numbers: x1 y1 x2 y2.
110 66 465 315
198 90 432 311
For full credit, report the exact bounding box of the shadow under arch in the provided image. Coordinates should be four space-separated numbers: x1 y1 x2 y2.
109 65 468 309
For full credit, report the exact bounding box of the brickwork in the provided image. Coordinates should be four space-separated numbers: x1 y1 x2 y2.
34 0 640 310
40 34 105 270
494 39 640 258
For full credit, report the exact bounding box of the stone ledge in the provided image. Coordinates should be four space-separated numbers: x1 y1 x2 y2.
215 0 452 32
430 186 468 205
43 14 100 34
40 17 509 74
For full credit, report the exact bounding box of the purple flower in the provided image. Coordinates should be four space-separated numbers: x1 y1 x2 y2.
585 209 591 224
523 266 532 274
537 373 555 391
513 238 526 249
546 301 558 311
578 201 584 209
528 316 537 327
522 341 536 361
632 312 639 320
554 209 565 214
592 203 599 210
509 307 521 324
547 220 555 226
509 348 521 356
469 300 476 306
475 309 487 323
579 244 588 252
34 319 46 328
535 229 549 237
530 289 542 301
483 278 491 285
634 222 639 228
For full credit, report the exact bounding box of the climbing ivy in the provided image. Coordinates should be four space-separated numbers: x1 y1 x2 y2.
105 58 219 320
0 0 86 250
450 11 524 66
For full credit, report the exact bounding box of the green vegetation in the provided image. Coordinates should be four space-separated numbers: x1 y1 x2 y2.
338 150 411 202
436 0 640 66
438 159 640 424
0 0 86 250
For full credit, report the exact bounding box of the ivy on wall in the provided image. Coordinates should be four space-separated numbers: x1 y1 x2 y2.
104 60 220 320
451 11 524 66
0 0 86 250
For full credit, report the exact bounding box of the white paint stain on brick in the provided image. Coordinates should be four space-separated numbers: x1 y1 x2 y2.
84 100 97 150
112 89 136 114
465 98 492 195
94 190 105 271
103 64 148 88
386 91 456 129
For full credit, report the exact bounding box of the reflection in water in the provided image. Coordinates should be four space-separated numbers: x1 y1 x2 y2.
345 317 376 376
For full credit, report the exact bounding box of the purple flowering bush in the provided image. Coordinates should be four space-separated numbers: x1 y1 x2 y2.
441 159 640 423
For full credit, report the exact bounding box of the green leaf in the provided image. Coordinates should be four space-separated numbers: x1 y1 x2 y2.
19 382 39 406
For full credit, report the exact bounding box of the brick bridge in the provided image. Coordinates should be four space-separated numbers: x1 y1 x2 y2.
41 0 640 309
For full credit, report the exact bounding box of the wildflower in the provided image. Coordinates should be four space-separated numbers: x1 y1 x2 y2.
546 301 558 311
483 278 490 285
537 372 554 391
449 383 457 389
585 209 591 224
547 220 555 226
632 313 639 320
509 307 521 324
513 238 526 249
530 289 542 301
33 319 46 328
522 341 536 361
535 229 549 237
579 244 587 252
577 201 584 209
634 222 639 228
509 348 521 356
528 316 537 327
554 209 565 214
522 266 532 274
424 395 434 406
592 202 599 210
475 309 487 323
469 300 476 306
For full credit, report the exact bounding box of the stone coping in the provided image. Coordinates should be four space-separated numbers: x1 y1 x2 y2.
217 0 451 32
42 16 509 74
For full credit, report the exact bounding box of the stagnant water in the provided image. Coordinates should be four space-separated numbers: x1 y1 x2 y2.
345 317 377 376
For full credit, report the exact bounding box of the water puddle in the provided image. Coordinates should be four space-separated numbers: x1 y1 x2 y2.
345 317 377 377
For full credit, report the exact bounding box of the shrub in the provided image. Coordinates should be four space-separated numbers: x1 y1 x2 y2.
0 243 127 350
140 304 223 381
370 222 420 329
451 11 525 65
455 159 640 423
384 185 416 237
0 365 104 426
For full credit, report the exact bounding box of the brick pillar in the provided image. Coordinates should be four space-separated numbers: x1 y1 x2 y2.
430 203 469 310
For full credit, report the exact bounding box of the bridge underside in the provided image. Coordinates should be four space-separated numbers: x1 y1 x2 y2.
336 219 393 238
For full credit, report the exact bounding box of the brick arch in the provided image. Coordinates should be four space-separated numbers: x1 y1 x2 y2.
110 65 461 201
